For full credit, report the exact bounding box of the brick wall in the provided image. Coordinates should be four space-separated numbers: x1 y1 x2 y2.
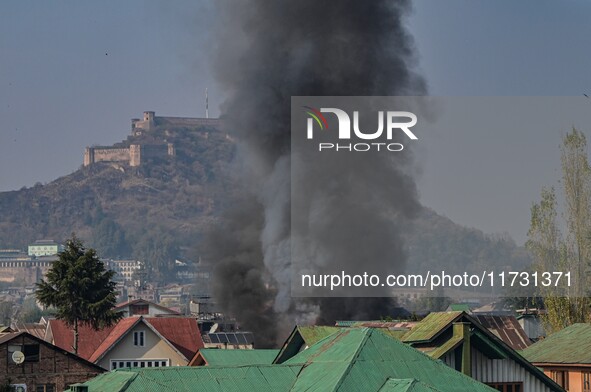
0 334 104 391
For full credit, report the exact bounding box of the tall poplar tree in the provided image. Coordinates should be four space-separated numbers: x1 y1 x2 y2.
527 128 591 332
36 236 122 354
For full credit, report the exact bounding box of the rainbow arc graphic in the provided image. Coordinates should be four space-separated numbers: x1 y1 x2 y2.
303 106 328 130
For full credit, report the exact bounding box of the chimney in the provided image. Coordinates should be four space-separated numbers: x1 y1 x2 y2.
453 322 471 377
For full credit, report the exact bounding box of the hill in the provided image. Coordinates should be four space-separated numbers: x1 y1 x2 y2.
0 119 530 281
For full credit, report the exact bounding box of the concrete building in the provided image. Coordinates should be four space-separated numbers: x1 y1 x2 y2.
28 240 63 257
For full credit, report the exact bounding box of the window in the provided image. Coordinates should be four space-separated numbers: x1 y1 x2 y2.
8 343 40 363
130 304 149 315
133 331 145 346
111 359 169 370
583 372 591 392
486 382 523 392
36 385 55 392
551 370 569 390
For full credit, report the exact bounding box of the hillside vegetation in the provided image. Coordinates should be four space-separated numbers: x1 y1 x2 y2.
0 123 530 281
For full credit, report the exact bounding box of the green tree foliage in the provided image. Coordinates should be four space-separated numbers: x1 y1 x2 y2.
526 128 591 332
35 236 122 354
91 217 130 258
0 301 13 326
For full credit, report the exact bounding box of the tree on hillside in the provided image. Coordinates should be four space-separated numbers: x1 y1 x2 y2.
35 236 122 354
526 128 591 332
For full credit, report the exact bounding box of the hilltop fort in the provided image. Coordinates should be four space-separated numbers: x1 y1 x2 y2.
83 111 221 167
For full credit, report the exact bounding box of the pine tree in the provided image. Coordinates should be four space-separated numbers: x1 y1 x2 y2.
36 236 122 354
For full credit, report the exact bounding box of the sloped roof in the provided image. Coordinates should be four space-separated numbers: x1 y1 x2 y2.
88 317 142 363
379 379 444 392
66 365 303 392
400 312 562 392
16 322 46 339
48 319 115 360
115 299 180 315
189 348 279 366
285 328 496 392
472 315 531 350
70 328 497 392
0 331 105 372
400 312 463 342
51 316 203 364
274 325 341 364
520 323 591 364
146 317 204 360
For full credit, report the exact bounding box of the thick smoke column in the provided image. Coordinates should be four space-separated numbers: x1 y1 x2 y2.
207 0 426 346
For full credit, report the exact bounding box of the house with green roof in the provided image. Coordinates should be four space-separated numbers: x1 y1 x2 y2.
67 328 498 392
520 323 591 391
400 312 563 392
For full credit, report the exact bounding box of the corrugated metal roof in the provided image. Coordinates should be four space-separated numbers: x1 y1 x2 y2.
193 348 279 366
472 315 531 350
287 328 497 392
520 323 591 364
400 312 462 343
48 318 115 360
378 379 445 392
297 325 340 345
68 365 302 392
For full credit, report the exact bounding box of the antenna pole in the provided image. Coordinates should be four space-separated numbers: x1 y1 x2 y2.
205 88 209 119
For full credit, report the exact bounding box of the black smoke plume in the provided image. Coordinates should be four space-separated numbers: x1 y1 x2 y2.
206 0 426 347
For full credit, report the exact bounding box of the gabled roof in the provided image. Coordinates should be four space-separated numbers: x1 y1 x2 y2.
400 312 562 392
88 317 143 363
189 348 280 366
400 312 463 343
70 328 497 392
15 322 45 339
47 319 115 360
66 365 303 392
472 314 531 350
89 316 204 363
520 323 591 365
115 299 180 315
0 331 105 372
274 325 340 364
284 328 496 392
49 316 203 364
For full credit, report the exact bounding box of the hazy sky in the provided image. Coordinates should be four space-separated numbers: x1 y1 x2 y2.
2 1 591 244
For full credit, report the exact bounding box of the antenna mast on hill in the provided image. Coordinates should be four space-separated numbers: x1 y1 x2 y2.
205 88 209 119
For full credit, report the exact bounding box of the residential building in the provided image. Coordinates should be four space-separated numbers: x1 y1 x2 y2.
46 316 204 370
520 323 591 391
0 331 104 391
69 328 500 392
106 259 144 284
114 299 180 317
401 312 561 392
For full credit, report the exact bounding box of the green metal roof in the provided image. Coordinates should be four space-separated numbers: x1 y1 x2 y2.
198 348 279 366
286 328 497 392
66 365 302 392
378 379 444 392
448 304 471 312
69 327 498 392
298 325 340 345
520 323 591 364
400 312 462 343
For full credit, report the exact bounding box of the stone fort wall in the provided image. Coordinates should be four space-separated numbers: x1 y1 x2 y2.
84 111 213 167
